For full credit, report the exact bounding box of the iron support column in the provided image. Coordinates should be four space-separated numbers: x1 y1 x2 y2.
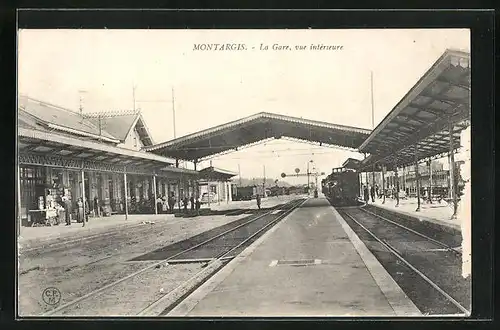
381 165 386 204
359 172 363 198
394 163 399 207
372 166 376 202
403 166 406 192
153 175 157 215
449 121 457 219
415 145 421 212
307 162 310 195
123 170 128 220
208 182 211 208
428 160 433 204
81 168 86 227
177 179 181 211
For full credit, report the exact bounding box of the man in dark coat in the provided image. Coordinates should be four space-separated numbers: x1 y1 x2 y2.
63 196 72 226
370 185 376 202
168 193 175 213
156 196 163 214
94 196 100 217
190 195 195 211
183 196 188 213
363 186 370 204
256 194 261 209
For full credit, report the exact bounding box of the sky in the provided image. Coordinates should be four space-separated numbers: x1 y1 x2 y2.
18 29 470 184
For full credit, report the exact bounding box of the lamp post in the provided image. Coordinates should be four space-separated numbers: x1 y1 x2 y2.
307 160 313 196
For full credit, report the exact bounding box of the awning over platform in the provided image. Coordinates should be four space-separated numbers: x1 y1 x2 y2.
145 112 371 161
358 49 470 170
18 127 197 176
198 166 237 181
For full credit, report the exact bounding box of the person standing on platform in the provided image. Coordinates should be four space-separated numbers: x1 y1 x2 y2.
76 198 84 225
363 185 370 204
195 198 201 216
183 196 188 213
190 195 195 211
63 196 72 226
156 196 163 214
256 194 261 210
168 193 175 213
94 196 100 217
370 185 375 202
84 198 89 224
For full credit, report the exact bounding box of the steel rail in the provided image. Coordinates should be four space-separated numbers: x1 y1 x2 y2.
341 211 470 316
358 207 461 255
43 198 300 316
139 198 307 316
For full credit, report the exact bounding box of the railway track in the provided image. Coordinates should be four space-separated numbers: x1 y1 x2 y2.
43 198 305 316
337 206 470 316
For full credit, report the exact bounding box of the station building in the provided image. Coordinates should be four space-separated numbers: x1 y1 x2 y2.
197 166 237 204
18 96 199 227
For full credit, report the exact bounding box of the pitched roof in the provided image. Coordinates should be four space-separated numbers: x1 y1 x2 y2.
89 113 138 141
18 95 118 142
86 111 154 146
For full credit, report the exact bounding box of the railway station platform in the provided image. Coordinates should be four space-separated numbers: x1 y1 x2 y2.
368 198 462 231
208 195 306 212
18 196 298 249
168 198 422 317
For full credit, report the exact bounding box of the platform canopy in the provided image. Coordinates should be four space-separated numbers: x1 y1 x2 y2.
198 166 238 182
145 112 371 161
358 49 470 170
18 127 197 176
341 158 362 170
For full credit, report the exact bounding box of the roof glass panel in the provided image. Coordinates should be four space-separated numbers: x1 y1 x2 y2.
33 146 53 152
443 86 468 100
412 95 433 105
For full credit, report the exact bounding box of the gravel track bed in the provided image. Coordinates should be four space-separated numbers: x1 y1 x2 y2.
338 208 470 315
18 214 247 316
54 263 202 316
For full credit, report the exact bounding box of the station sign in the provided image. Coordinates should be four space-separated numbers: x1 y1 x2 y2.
295 168 300 174
281 173 286 178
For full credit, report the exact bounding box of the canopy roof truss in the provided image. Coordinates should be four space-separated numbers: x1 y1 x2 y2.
18 127 197 177
145 112 371 161
358 49 470 170
198 166 237 181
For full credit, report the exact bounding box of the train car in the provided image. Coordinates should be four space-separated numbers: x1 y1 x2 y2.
232 186 254 201
322 167 360 207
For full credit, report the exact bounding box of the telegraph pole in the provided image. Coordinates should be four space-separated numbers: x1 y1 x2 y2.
238 163 242 186
98 115 102 142
172 87 177 139
132 84 137 111
263 165 266 197
78 90 88 122
370 71 375 129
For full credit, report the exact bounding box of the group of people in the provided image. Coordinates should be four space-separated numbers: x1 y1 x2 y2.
59 195 89 227
155 193 201 214
362 184 405 204
362 184 378 204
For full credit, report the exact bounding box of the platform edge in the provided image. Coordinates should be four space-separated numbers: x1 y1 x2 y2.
330 206 423 317
166 198 309 317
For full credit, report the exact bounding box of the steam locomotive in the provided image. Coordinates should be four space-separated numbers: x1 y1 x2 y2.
321 167 361 207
